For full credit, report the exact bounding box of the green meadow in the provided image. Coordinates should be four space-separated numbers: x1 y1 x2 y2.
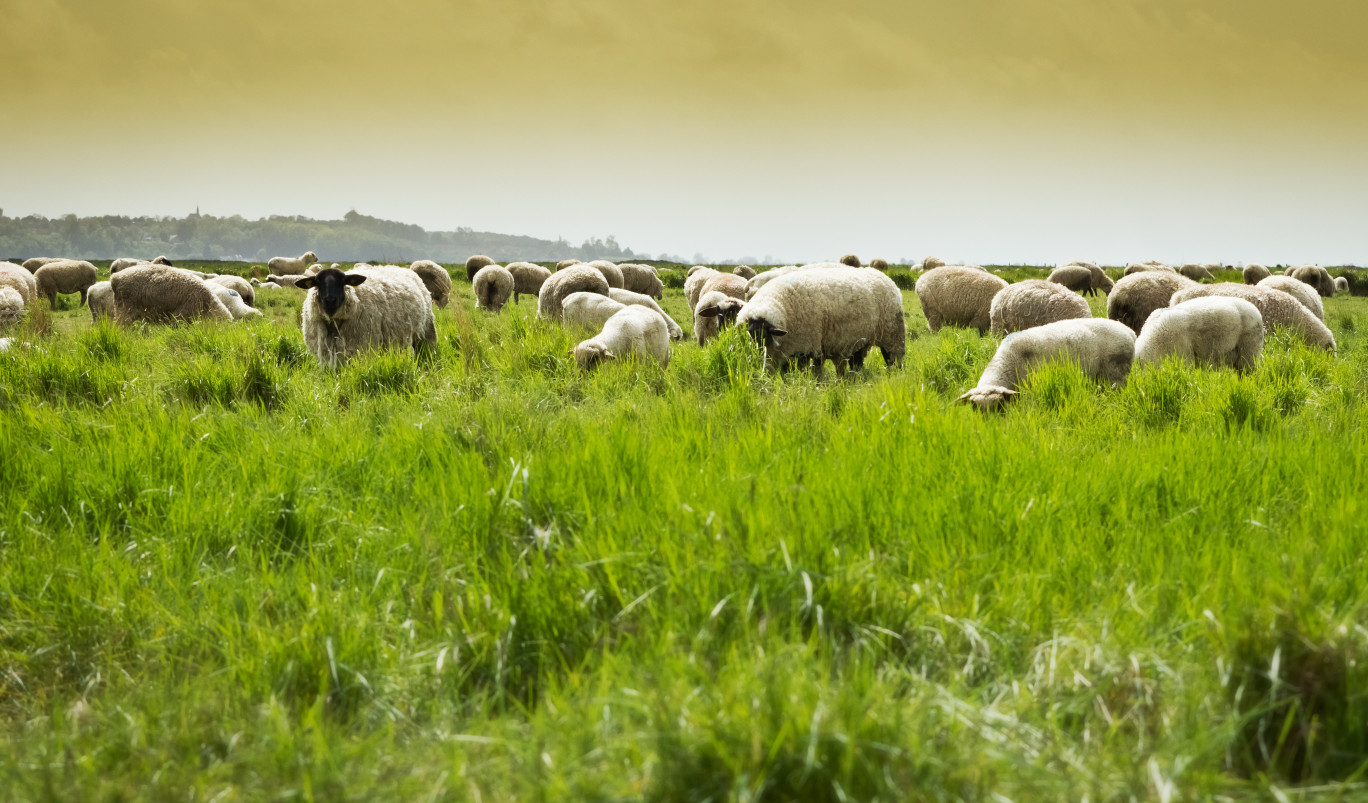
3 262 1368 800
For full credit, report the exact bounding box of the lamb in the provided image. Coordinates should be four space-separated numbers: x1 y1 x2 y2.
296 265 436 368
555 259 582 270
0 287 24 328
562 291 627 330
34 260 99 307
1179 264 1215 281
957 318 1136 411
408 260 452 308
267 251 318 276
111 264 233 325
608 288 684 340
914 266 1008 335
989 279 1092 336
1106 272 1198 333
87 281 115 322
839 254 862 267
1169 283 1335 351
694 290 746 346
1291 265 1335 298
110 258 144 273
587 260 625 289
1134 297 1263 370
473 264 515 312
537 265 610 321
618 263 664 298
573 305 671 370
870 258 889 271
1257 276 1324 320
739 267 905 375
22 257 62 273
1335 276 1349 294
1243 264 1271 285
207 284 263 320
732 265 758 280
0 262 38 306
506 261 552 303
208 275 255 307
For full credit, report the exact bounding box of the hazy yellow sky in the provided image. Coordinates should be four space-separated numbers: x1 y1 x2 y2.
4 0 1366 263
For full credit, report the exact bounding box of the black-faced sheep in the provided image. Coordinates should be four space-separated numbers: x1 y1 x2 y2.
296 266 436 368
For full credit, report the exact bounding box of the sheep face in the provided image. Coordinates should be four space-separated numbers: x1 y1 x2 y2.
957 385 1019 411
573 342 616 371
297 269 366 317
303 251 319 265
698 299 744 326
744 317 787 355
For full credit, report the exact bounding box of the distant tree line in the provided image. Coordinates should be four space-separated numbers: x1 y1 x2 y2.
0 209 639 263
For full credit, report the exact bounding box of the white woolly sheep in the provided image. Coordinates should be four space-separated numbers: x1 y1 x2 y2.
267 250 318 276
34 260 99 307
22 257 63 273
1257 275 1324 320
506 261 552 303
562 292 627 331
473 264 515 312
1106 272 1198 334
870 258 889 271
409 260 452 308
914 266 1008 335
0 262 38 306
1243 264 1271 284
555 259 582 271
1335 276 1349 294
206 284 263 321
0 287 24 328
1291 265 1335 298
1170 283 1335 351
111 265 233 325
922 256 946 270
686 265 709 277
618 263 664 298
839 254 862 268
537 265 610 321
694 290 746 347
87 281 115 322
464 255 495 283
732 265 758 280
587 260 625 289
297 266 436 368
252 279 283 289
608 288 684 341
958 318 1136 410
694 272 748 311
684 267 721 310
739 267 904 375
573 305 671 371
208 275 255 307
1047 266 1096 296
1179 264 1215 281
989 279 1092 336
1135 297 1263 370
110 258 143 273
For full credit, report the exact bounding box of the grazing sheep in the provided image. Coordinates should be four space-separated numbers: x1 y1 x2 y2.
1291 265 1335 298
684 267 721 310
573 305 671 371
1135 297 1263 370
473 264 515 312
958 319 1136 410
1257 275 1324 320
1243 263 1271 285
1123 262 1177 276
408 260 452 308
1106 272 1198 334
739 267 905 375
267 250 318 276
839 254 862 268
87 281 115 322
989 279 1092 336
733 265 757 280
22 257 63 273
694 290 746 347
208 275 255 307
608 288 684 340
506 262 552 304
1179 264 1215 281
1066 263 1113 295
1335 276 1349 294
922 256 946 270
914 266 1008 335
1170 283 1335 351
34 260 99 307
0 287 24 328
206 284 262 320
0 262 38 306
297 266 436 368
537 265 610 321
1047 265 1094 295
562 291 627 330
587 260 625 289
111 264 233 325
110 258 143 273
870 258 889 271
555 259 582 271
618 263 663 298
695 273 748 311
462 255 494 283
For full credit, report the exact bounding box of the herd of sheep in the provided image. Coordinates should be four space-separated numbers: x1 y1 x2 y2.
0 252 1353 410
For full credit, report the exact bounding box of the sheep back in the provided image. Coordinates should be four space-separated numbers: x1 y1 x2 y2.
111 265 232 325
0 262 38 306
562 291 627 330
208 275 255 307
989 279 1092 336
1106 272 1197 334
507 262 552 302
573 306 671 370
465 255 496 282
1243 264 1271 285
959 319 1136 410
88 281 115 322
473 265 515 312
34 260 99 306
914 266 1008 335
1135 296 1263 370
1170 283 1335 351
1291 266 1335 298
608 288 684 340
537 265 610 321
1257 275 1324 320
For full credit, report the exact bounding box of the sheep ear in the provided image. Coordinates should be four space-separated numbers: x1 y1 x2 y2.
955 391 974 405
603 350 616 359
295 277 316 289
698 306 720 318
344 274 367 286
768 327 787 337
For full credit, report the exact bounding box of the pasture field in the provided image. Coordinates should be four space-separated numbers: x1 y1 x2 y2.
4 262 1368 800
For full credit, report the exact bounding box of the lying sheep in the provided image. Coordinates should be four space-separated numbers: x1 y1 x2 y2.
0 262 38 306
112 264 233 325
208 275 255 307
110 258 143 273
839 254 862 267
34 260 99 307
1243 263 1271 285
1335 276 1350 294
538 265 610 321
1179 264 1215 281
1291 265 1335 298
464 255 495 282
958 319 1137 411
573 305 671 370
870 258 889 271
207 284 262 321
1106 272 1198 333
1257 275 1323 320
562 291 627 330
473 264 515 312
267 250 318 276
989 279 1092 336
1135 297 1263 370
739 267 904 375
555 259 582 271
1170 283 1335 351
608 288 684 340
507 261 552 303
22 257 63 273
618 263 663 298
266 274 311 289
297 266 436 368
252 279 283 290
914 266 1008 335
0 287 24 328
694 290 746 347
87 281 115 322
587 260 625 289
409 260 452 308
733 265 757 280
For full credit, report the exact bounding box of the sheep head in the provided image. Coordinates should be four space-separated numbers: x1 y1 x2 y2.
957 385 1019 412
573 341 615 371
303 251 319 264
698 298 745 326
297 268 366 317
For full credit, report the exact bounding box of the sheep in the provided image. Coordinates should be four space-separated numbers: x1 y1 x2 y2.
1291 265 1335 298
1179 264 1215 281
473 264 515 312
502 261 550 304
22 257 62 273
34 260 99 307
87 281 115 322
732 265 757 280
1243 264 1271 285
151 255 174 266
693 272 748 312
1257 275 1324 320
1047 265 1094 295
870 258 889 271
0 336 13 351
573 305 671 371
1123 262 1177 276
1202 263 1222 273
1170 283 1335 351
537 265 610 321
267 250 318 276
1134 297 1263 370
957 319 1136 411
266 274 312 289
608 288 684 340
618 263 663 298
745 266 799 299
207 275 255 307
1335 276 1350 294
296 265 436 368
587 260 625 289
989 279 1092 336
694 290 746 347
739 267 905 375
459 255 494 283
555 259 582 271
1060 263 1112 296
408 260 452 308
839 254 862 268
684 267 721 310
206 284 263 320
111 265 233 325
1284 266 1296 276
0 262 38 306
253 280 283 289
110 258 143 273
562 291 627 330
914 266 1008 335
922 256 946 270
686 265 709 277
1106 272 1198 334
0 287 24 328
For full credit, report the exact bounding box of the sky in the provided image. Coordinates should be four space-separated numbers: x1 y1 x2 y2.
3 0 1367 265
